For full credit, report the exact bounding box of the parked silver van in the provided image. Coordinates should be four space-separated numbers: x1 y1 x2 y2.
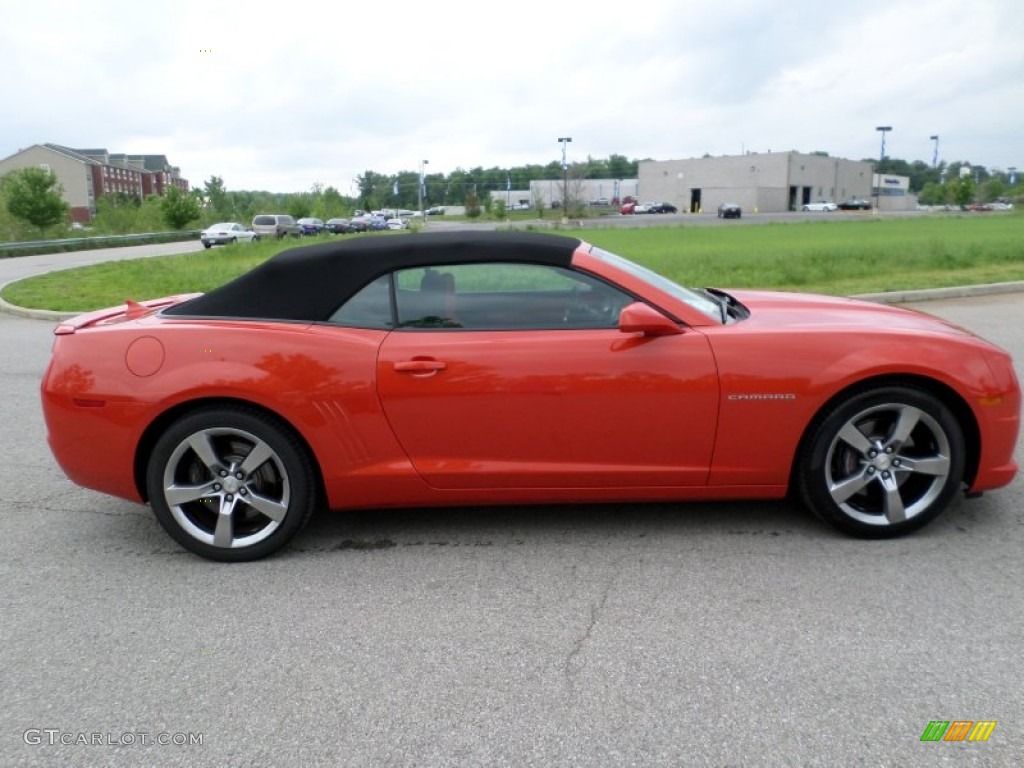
252 214 301 239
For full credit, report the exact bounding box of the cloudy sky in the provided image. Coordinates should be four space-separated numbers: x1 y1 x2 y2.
2 0 1021 193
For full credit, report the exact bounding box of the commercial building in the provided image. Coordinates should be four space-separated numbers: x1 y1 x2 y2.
488 179 640 209
0 143 189 222
637 151 882 213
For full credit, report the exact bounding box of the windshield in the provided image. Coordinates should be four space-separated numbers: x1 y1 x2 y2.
587 246 723 321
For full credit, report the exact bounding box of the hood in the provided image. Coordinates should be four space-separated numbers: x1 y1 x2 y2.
725 289 977 338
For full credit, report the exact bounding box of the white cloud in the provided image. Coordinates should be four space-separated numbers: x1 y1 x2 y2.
1 0 1021 191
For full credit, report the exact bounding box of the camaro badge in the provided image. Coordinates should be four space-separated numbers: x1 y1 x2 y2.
727 393 797 401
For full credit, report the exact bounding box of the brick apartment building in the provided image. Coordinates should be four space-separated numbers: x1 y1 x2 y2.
0 143 190 222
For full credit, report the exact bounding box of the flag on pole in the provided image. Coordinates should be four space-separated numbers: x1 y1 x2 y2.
392 180 398 195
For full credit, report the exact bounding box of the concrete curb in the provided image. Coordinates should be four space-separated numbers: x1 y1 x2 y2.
852 280 1024 304
3 277 1024 322
0 293 79 321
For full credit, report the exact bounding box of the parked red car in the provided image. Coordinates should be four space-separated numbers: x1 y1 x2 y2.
42 232 1020 560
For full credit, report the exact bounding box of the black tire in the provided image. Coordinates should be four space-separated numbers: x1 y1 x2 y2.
230 237 237 245
203 243 212 249
146 406 317 561
796 386 965 538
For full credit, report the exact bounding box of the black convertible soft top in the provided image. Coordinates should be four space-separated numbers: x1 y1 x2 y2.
165 230 582 321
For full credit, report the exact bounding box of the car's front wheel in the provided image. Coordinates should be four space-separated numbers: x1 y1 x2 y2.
797 386 965 537
146 406 317 561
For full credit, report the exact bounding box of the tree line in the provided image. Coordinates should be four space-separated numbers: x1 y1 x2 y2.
1 153 1019 240
872 157 1015 207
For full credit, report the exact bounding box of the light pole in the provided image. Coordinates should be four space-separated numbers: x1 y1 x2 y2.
418 159 429 224
1008 167 1018 187
558 137 572 223
930 135 939 169
875 125 892 211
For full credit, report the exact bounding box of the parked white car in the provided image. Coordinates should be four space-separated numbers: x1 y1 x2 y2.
386 217 410 230
200 222 260 248
802 201 838 212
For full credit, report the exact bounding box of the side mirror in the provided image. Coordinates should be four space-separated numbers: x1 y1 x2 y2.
618 302 683 336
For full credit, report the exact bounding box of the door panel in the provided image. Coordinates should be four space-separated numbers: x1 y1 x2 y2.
377 329 719 489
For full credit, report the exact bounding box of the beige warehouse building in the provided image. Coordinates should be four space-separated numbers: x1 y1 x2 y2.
638 151 878 214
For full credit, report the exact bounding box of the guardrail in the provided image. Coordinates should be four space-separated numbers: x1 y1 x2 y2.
0 231 200 258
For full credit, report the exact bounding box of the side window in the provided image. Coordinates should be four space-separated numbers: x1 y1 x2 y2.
393 263 633 330
328 274 393 329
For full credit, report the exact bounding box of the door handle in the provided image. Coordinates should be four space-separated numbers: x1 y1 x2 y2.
394 360 447 373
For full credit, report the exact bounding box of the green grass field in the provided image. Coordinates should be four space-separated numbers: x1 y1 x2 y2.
3 215 1022 312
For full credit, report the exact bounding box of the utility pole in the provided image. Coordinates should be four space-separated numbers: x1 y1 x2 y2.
875 126 892 211
557 137 572 224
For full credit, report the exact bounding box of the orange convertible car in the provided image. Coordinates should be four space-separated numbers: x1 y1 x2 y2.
41 232 1020 560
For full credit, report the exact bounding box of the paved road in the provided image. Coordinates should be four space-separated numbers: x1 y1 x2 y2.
0 245 1021 766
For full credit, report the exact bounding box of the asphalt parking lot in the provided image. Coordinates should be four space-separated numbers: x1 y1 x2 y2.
1 243 1021 766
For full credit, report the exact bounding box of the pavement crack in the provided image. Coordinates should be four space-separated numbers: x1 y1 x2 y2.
563 565 617 697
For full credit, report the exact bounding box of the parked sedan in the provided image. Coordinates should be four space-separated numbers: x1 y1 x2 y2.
297 217 326 235
802 201 838 212
717 203 742 219
40 232 1020 560
649 202 679 214
325 218 350 234
199 222 259 249
837 199 872 211
386 217 410 230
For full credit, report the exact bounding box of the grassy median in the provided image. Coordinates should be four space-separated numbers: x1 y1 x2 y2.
2 214 1022 312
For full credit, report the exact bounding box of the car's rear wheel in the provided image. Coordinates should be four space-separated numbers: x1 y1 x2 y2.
146 406 316 561
797 386 965 537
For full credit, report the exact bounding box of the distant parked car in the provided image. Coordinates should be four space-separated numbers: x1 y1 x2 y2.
717 203 742 219
802 201 837 212
649 202 678 214
325 218 350 234
633 203 654 214
837 199 872 211
386 217 410 230
620 202 636 215
346 217 369 233
426 207 446 215
297 217 326 235
368 215 388 231
252 214 301 239
200 222 259 249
